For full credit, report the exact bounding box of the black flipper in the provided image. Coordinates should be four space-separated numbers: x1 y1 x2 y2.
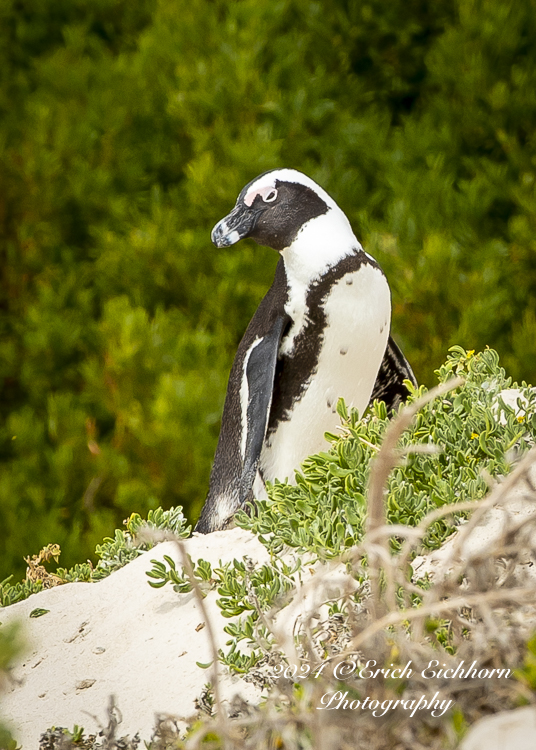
239 317 288 501
369 335 417 414
195 260 289 533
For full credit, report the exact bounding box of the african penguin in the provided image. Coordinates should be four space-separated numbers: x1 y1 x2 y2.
195 168 416 534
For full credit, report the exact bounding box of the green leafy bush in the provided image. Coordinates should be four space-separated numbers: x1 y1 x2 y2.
0 506 190 606
238 347 536 557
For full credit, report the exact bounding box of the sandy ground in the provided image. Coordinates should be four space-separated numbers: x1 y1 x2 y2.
1 528 270 747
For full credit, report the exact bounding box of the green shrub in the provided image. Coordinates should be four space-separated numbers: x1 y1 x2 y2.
238 347 536 557
0 506 190 606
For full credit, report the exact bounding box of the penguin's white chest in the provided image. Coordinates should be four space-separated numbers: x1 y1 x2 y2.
259 263 390 484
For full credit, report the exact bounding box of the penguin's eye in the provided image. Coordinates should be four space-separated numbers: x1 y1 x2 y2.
264 189 278 203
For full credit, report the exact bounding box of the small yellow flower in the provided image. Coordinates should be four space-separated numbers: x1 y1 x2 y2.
471 432 479 439
517 415 525 423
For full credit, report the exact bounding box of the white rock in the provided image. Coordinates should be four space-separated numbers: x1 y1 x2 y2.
459 706 536 750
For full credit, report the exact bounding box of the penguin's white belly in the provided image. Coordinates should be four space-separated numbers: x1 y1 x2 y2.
259 264 390 484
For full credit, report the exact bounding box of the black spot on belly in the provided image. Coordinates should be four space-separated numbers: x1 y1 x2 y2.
327 398 332 409
346 278 353 285
340 346 348 355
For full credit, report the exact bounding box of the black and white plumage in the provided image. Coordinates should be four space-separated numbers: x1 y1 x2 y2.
195 169 416 534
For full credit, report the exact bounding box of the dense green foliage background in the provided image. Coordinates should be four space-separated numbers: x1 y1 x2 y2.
1 0 536 581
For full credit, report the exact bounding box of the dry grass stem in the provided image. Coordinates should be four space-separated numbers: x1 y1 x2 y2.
365 377 464 617
173 538 230 747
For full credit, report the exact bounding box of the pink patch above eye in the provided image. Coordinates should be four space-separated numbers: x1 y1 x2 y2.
244 185 277 206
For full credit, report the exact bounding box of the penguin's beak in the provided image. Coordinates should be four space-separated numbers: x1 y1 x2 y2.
211 203 257 247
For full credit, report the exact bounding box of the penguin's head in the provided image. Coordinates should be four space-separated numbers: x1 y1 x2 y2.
212 169 348 253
